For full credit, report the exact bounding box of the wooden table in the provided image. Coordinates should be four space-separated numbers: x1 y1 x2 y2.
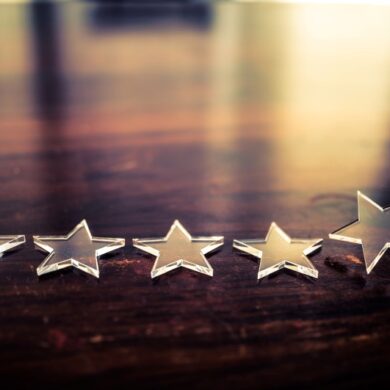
0 1 389 388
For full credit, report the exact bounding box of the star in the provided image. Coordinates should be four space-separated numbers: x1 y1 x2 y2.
233 222 322 279
0 235 25 258
329 191 390 274
33 220 125 278
132 220 224 278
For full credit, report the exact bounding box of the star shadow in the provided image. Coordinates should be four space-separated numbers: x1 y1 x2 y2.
0 246 26 259
233 245 319 284
132 246 223 284
255 268 317 285
99 248 125 260
150 267 214 285
37 267 100 283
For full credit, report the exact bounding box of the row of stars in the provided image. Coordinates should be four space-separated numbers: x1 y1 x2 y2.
0 191 388 279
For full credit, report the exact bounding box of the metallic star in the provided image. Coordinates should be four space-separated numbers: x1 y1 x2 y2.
34 220 125 278
233 222 322 279
133 220 224 278
0 235 25 258
329 191 390 274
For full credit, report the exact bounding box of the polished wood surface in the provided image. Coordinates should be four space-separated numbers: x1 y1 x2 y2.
0 1 390 388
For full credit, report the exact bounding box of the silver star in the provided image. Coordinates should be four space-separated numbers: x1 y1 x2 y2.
329 191 390 274
34 220 125 278
133 220 223 278
234 222 322 279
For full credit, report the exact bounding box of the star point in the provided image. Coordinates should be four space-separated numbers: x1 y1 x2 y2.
0 235 26 258
34 220 125 278
234 223 322 280
133 220 223 278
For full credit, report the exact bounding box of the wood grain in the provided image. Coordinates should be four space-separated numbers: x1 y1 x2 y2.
0 1 389 388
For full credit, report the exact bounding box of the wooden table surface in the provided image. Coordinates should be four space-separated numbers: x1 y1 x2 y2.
1 1 390 388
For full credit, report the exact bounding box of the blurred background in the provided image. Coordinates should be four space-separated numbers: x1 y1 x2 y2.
1 1 390 387
1 0 390 241
1 1 390 217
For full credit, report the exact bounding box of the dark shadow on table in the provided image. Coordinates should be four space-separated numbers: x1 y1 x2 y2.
86 1 213 31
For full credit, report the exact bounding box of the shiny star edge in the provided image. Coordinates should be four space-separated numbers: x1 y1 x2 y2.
34 220 125 278
133 219 224 278
0 235 26 258
233 222 322 279
329 191 390 274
